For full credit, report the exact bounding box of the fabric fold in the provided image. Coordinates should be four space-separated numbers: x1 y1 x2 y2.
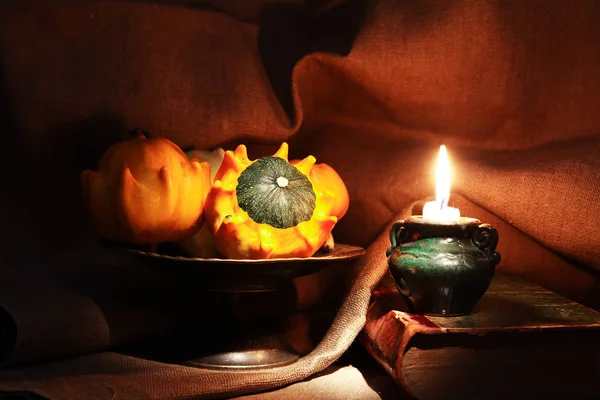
0 286 110 367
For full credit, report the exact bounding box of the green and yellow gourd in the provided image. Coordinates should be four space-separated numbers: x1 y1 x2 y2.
204 142 347 259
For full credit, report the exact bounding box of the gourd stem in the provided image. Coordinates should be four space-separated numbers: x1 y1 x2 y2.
129 128 150 139
276 176 289 188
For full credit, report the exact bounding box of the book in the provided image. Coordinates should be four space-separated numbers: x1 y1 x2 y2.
360 273 600 400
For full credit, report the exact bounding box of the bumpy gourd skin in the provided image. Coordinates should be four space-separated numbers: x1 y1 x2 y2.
81 130 211 244
291 160 349 221
204 142 339 259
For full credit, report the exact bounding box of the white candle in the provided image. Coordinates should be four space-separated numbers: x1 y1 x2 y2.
422 145 461 221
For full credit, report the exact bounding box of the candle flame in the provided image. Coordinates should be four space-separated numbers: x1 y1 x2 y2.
435 145 451 208
422 145 460 221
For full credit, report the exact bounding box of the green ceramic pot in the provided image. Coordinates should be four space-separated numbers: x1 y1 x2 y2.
386 216 501 316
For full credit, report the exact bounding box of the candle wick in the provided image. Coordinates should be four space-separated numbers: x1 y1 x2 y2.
438 195 448 211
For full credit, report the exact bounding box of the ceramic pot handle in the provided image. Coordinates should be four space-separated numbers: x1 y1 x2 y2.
471 223 501 266
387 221 409 256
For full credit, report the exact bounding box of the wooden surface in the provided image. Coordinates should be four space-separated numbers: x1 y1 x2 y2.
360 273 600 399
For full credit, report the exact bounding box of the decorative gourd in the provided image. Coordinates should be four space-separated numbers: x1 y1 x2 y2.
290 160 349 220
204 142 339 259
179 148 225 258
81 129 211 244
186 148 225 183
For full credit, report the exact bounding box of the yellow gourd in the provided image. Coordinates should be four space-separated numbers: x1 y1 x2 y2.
179 148 225 258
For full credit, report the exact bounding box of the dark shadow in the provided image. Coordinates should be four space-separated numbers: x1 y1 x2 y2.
0 391 48 400
104 0 261 23
0 51 35 253
257 0 372 119
0 308 17 368
0 281 302 378
118 306 299 366
20 114 128 248
0 57 18 174
107 264 301 364
549 255 600 311
0 250 303 372
51 113 128 172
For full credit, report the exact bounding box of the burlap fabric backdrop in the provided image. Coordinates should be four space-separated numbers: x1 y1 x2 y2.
1 0 599 398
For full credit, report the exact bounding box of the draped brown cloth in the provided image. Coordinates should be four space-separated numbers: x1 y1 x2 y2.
1 0 600 398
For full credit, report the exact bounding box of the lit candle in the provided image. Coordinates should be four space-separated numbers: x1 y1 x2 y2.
422 145 460 221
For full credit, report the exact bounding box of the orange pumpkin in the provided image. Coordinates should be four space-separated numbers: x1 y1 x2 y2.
291 160 349 220
81 129 211 244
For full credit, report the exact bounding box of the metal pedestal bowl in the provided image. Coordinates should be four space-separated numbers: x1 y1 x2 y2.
106 241 365 369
